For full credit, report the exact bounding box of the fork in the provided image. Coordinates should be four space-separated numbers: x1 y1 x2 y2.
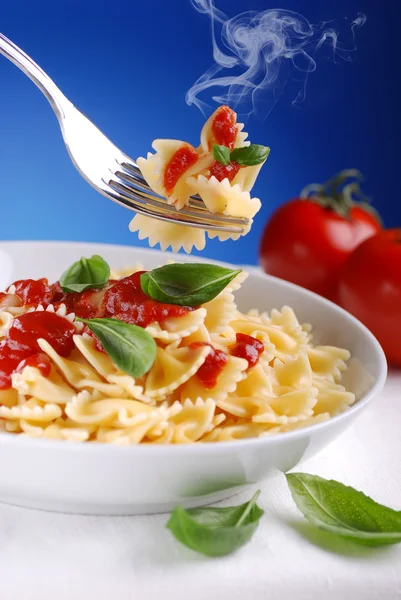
0 32 248 235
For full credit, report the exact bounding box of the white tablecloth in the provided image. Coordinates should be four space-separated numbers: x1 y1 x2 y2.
1 372 400 600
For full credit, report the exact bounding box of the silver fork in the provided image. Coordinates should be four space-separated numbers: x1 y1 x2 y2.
0 32 248 235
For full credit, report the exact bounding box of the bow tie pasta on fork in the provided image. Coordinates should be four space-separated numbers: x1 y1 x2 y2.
130 106 270 252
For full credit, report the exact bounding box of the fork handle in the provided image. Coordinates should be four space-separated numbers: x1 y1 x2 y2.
0 32 69 118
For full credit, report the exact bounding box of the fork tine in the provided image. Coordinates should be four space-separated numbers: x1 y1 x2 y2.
116 161 250 225
105 186 245 233
120 159 146 181
102 179 247 233
108 179 247 230
108 176 249 229
119 160 213 207
116 165 206 211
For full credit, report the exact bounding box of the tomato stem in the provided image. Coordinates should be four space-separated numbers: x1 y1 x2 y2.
300 169 381 223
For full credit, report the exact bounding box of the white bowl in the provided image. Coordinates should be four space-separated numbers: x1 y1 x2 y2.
0 241 387 515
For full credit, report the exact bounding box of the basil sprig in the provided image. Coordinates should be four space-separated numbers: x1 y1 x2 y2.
167 491 263 556
287 473 401 546
212 144 231 166
230 144 270 166
78 317 156 378
60 255 110 293
140 263 242 307
213 143 270 167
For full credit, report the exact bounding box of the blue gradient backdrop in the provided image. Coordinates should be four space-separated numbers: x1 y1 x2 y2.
0 0 399 265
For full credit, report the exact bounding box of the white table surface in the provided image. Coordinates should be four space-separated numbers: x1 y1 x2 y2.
0 371 400 599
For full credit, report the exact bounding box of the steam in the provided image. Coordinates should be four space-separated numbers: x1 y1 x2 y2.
186 1 366 118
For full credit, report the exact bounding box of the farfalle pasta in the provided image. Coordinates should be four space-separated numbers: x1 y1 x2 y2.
0 256 356 444
130 105 268 252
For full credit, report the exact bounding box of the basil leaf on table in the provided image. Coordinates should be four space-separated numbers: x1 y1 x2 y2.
286 473 401 546
230 144 270 167
166 490 263 557
212 143 231 166
140 263 242 307
77 317 156 377
60 255 110 293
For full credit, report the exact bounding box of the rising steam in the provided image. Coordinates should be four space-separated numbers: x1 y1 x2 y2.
186 0 366 118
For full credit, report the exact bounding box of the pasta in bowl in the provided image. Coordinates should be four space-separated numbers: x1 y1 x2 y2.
0 242 386 514
1 257 354 443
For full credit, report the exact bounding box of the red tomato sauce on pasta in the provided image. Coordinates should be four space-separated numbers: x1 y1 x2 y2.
209 105 238 150
0 271 193 385
102 271 193 327
190 342 228 389
11 278 53 308
163 143 199 194
59 288 108 319
0 312 75 390
231 333 264 368
16 353 53 378
209 160 241 182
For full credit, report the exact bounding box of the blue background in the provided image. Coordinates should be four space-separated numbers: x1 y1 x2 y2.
0 0 399 266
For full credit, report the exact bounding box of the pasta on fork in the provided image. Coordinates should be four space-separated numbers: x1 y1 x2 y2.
130 105 269 252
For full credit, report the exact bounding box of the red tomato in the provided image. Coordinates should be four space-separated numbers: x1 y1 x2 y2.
259 199 381 302
339 229 401 367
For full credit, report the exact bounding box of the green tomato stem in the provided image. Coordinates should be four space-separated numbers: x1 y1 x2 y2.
300 169 379 222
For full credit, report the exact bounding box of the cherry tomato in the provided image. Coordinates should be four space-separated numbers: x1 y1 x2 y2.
338 229 401 367
259 171 381 302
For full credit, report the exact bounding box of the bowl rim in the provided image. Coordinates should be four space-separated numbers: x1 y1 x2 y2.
0 240 388 455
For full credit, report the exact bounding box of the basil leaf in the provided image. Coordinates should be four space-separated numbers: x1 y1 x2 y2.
77 317 156 377
60 255 110 293
212 144 231 166
140 263 242 307
167 491 263 556
230 144 270 166
287 473 401 546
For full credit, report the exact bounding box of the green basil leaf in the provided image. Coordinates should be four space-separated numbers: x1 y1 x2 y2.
230 144 270 166
167 490 263 556
286 473 401 546
212 143 231 166
140 263 242 307
60 255 110 293
77 317 156 377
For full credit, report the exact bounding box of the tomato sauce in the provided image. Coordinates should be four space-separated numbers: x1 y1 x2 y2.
16 353 52 378
210 160 241 182
0 270 193 387
163 144 199 194
231 333 264 368
190 342 228 389
59 288 107 319
11 278 53 307
0 312 75 390
209 105 238 150
102 271 192 327
1 271 193 327
49 281 65 303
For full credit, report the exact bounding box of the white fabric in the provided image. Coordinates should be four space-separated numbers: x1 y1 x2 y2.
0 373 400 600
